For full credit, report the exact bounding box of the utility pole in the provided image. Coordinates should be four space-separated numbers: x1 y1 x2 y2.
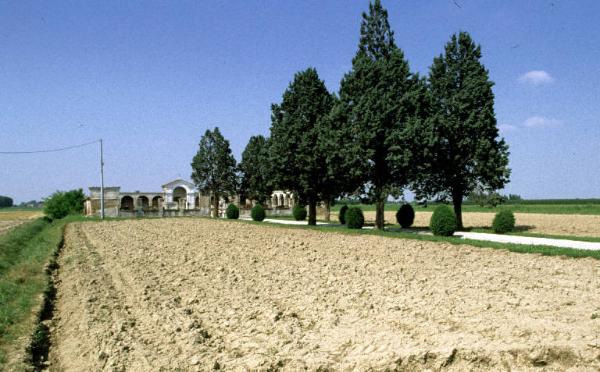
100 139 105 219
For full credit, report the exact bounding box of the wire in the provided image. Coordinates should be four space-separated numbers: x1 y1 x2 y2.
0 139 100 154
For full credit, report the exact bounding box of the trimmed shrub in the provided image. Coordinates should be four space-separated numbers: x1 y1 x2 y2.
492 210 515 234
396 204 415 228
251 204 266 222
226 204 239 219
292 205 307 221
346 207 364 229
430 205 456 236
339 205 348 224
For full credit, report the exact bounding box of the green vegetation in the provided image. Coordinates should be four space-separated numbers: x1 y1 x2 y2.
430 205 457 236
225 204 239 219
0 196 13 208
191 127 238 218
336 0 422 230
0 218 65 367
292 205 307 221
492 210 515 234
396 204 415 228
251 204 266 222
239 135 272 204
43 189 85 220
346 207 365 229
412 31 510 230
338 205 348 224
268 68 335 226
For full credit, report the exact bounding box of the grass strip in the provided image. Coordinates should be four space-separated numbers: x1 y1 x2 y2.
0 217 65 369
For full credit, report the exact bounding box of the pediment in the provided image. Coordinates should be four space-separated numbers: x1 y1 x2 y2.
161 179 196 189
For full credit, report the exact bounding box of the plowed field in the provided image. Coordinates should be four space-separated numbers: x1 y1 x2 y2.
350 211 600 237
50 219 600 371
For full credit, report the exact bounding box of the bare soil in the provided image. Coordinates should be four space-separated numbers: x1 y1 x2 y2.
0 211 42 235
50 219 600 371
352 211 600 237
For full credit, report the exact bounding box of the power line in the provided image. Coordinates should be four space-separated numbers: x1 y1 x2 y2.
0 139 100 154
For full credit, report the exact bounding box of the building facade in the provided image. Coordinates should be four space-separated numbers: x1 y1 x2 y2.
85 178 294 218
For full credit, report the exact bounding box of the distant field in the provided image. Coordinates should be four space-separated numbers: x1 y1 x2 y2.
0 210 43 221
0 210 43 235
332 201 600 215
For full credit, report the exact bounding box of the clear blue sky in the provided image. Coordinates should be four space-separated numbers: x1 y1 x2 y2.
1 0 599 203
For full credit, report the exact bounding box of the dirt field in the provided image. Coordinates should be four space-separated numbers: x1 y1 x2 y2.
0 210 43 235
50 219 600 371
341 211 600 237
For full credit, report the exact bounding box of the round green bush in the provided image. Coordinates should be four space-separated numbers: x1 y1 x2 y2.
225 203 239 219
430 205 456 236
339 205 348 224
292 205 307 221
346 207 364 229
396 203 415 228
492 210 515 234
251 204 266 222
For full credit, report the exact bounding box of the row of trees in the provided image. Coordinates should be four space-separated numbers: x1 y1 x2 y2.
190 0 510 230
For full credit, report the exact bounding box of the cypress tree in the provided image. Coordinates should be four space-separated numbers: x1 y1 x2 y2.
239 135 272 205
269 68 334 225
415 32 510 229
338 0 419 230
191 127 238 217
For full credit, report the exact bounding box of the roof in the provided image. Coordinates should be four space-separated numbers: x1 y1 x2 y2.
161 179 196 189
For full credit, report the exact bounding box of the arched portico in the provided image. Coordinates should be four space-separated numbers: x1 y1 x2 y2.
121 196 134 211
138 196 149 210
161 179 198 210
173 186 187 209
152 195 163 210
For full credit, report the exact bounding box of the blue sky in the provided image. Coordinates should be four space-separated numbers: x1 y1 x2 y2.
1 0 599 202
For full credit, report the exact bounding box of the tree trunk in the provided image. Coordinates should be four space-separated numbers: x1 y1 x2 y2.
324 200 331 222
452 192 464 230
308 200 317 226
375 198 385 230
213 193 220 218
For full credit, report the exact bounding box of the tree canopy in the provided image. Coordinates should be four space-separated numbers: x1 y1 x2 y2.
239 135 272 204
43 189 85 219
337 0 420 229
414 31 510 229
0 196 13 208
269 68 334 225
191 127 238 217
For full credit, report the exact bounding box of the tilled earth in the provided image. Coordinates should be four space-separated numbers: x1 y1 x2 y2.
50 219 600 371
356 211 600 237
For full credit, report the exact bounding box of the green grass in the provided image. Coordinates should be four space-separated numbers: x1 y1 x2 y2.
331 202 600 215
223 217 600 260
0 217 66 368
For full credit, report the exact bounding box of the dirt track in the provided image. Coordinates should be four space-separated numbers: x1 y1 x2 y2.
50 219 600 371
352 211 600 237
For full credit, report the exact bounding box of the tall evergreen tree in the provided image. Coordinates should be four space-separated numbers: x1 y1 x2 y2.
191 127 238 217
316 95 364 221
415 31 510 229
269 68 334 225
239 135 272 205
338 0 419 229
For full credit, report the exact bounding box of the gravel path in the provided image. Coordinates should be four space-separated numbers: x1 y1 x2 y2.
244 218 600 251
